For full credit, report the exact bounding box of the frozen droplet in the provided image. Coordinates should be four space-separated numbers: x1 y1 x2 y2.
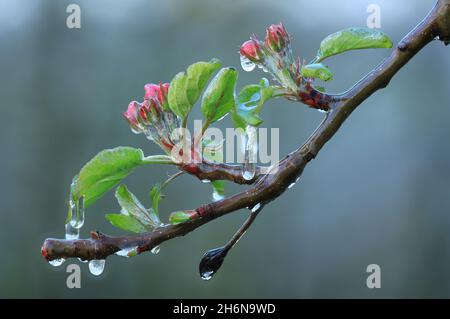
240 55 256 72
212 190 225 202
88 259 105 276
78 258 88 263
251 203 261 213
65 223 79 240
115 246 138 258
288 182 295 189
242 125 258 181
49 258 65 267
151 246 160 255
69 196 85 229
199 247 227 281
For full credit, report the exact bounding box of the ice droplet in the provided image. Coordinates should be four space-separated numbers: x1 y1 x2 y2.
49 258 65 267
242 125 258 181
240 55 256 72
69 196 85 229
65 223 79 240
88 259 105 276
115 246 138 258
151 246 160 255
251 203 261 213
212 190 225 202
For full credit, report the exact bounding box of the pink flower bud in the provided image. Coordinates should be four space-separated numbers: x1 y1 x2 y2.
144 82 170 107
122 101 139 128
265 23 289 52
240 39 264 63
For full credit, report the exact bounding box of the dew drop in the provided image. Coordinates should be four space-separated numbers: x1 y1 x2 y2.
49 258 65 267
212 190 225 202
242 125 258 181
65 223 79 240
151 246 160 255
88 259 105 276
240 55 256 72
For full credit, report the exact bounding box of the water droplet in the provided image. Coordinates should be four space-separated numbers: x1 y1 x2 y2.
201 179 210 184
78 258 88 263
250 203 261 213
69 196 85 229
115 246 138 258
240 55 256 72
212 190 225 202
88 259 105 276
288 182 295 189
65 223 79 240
49 258 65 267
151 246 160 255
199 247 228 281
242 125 258 181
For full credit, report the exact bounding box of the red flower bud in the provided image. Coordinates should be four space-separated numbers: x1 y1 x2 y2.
265 23 289 52
144 82 170 107
240 39 264 63
122 101 140 129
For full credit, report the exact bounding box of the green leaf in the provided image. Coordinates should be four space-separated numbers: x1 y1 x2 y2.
211 180 225 198
169 211 192 225
168 72 191 119
202 138 224 163
149 183 163 215
231 78 275 130
72 147 145 208
201 67 238 124
115 185 161 228
301 63 334 81
142 154 175 164
105 213 148 233
186 59 221 105
316 27 393 62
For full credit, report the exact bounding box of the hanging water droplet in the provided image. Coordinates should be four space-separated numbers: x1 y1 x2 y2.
49 258 65 267
288 182 295 189
88 259 105 276
242 125 258 181
240 55 256 72
212 190 225 202
65 223 80 240
69 196 85 229
78 258 88 263
115 246 138 258
151 246 160 255
201 179 210 184
199 246 228 281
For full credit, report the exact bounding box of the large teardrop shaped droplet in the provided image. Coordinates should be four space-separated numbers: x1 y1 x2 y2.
242 125 258 181
88 259 105 276
199 246 228 281
240 55 256 72
49 258 65 267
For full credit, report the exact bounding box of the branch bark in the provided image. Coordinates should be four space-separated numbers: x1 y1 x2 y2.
42 0 450 262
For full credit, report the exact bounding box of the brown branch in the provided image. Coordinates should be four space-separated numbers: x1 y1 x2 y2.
41 0 450 262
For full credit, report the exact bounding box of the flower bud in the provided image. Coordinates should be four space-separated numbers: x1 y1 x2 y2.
122 101 140 131
265 23 289 52
239 39 264 63
144 82 170 107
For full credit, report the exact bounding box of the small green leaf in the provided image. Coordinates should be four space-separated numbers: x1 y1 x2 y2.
105 213 148 233
72 147 145 208
169 211 192 225
201 67 238 124
115 185 160 228
301 63 334 81
168 72 191 118
149 183 163 215
186 59 221 105
211 180 225 198
231 79 275 130
316 27 393 62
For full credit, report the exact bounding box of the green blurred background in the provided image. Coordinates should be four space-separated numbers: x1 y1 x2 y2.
0 0 449 298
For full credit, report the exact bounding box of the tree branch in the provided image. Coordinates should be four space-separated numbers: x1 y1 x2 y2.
41 0 450 262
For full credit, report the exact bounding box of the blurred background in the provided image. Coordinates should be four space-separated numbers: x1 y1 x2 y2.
0 0 449 298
